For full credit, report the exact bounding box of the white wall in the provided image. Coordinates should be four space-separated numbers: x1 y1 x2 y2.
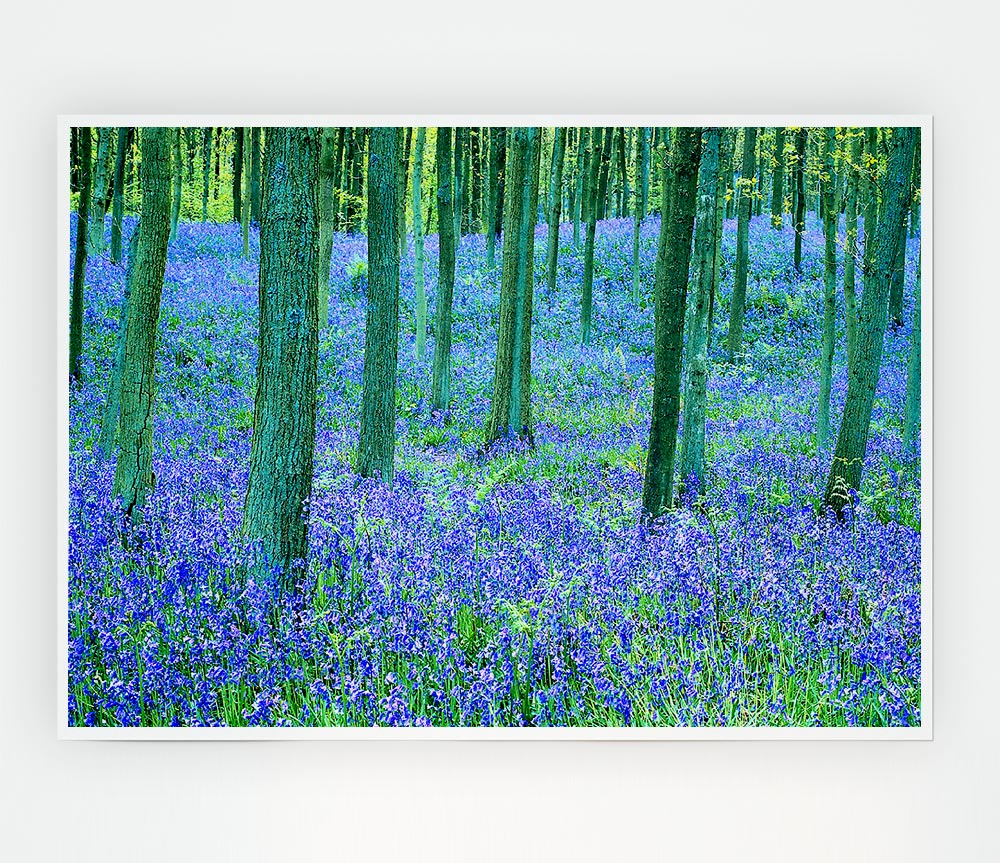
2 1 997 859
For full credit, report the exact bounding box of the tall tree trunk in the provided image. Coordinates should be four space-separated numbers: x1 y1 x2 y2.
201 127 212 221
70 127 79 195
544 127 567 304
862 127 880 277
817 128 838 452
770 127 786 229
454 127 467 239
641 127 701 518
887 172 911 328
595 126 612 220
909 136 921 238
903 248 922 457
679 128 721 493
397 126 412 258
110 127 172 517
249 127 261 224
708 129 730 353
824 127 917 513
243 127 321 580
793 128 807 271
632 127 650 304
432 128 456 413
573 128 585 246
486 127 505 267
241 138 252 258
413 127 427 361
88 127 111 255
169 128 182 242
486 126 540 444
69 127 91 383
110 127 130 264
581 128 602 345
843 129 861 369
616 127 629 217
470 127 483 232
727 126 757 360
232 127 244 222
317 127 337 330
356 128 400 483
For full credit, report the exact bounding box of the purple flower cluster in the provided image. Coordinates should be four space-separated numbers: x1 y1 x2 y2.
68 209 921 727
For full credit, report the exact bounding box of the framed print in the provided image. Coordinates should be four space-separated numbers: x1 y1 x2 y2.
59 116 931 739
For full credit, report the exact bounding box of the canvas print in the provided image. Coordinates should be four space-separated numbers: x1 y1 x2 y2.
64 121 927 732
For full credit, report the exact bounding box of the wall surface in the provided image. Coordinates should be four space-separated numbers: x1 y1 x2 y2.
1 1 997 860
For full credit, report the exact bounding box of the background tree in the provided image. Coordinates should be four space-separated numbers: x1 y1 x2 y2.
792 128 807 271
249 128 261 224
843 129 862 368
69 126 91 383
169 128 182 242
243 127 321 580
903 248 922 457
817 127 838 451
727 126 757 360
679 128 720 492
110 127 130 264
641 126 701 518
824 127 917 513
412 127 427 361
486 127 506 268
87 127 111 255
317 127 338 330
581 128 603 345
201 127 212 221
631 127 650 304
433 127 456 413
356 127 400 483
232 127 243 222
544 127 566 304
454 127 467 239
487 126 541 444
110 127 172 517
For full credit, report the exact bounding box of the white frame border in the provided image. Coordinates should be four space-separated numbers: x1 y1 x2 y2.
57 114 933 741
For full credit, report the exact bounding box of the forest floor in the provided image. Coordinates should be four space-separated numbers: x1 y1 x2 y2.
68 212 922 727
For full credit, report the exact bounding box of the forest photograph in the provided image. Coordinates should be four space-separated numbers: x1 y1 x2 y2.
64 120 926 731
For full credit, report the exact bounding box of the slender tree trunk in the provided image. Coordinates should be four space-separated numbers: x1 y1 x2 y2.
453 127 467 239
581 128 602 345
862 127 880 277
413 127 427 361
544 127 567 304
641 127 701 518
201 126 212 221
356 128 400 483
595 127 612 220
69 127 91 383
397 126 412 258
317 127 337 330
909 136 921 238
887 178 911 328
470 128 483 232
486 127 541 443
70 127 79 195
232 128 244 222
88 127 111 255
824 127 917 513
573 128 585 246
169 128 182 242
817 128 838 452
486 127 505 268
110 127 172 517
793 128 807 271
433 128 456 413
241 138 252 258
616 127 629 217
727 126 757 360
243 127 321 580
708 129 730 353
632 127 650 304
110 127 130 264
903 248 922 456
249 127 261 224
843 130 862 370
679 128 721 493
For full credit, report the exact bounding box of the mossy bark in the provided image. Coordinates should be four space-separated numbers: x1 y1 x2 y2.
87 127 111 255
317 128 338 331
232 128 243 222
632 127 650 304
824 128 917 513
69 126 91 383
169 129 182 242
110 127 130 263
581 128 602 345
727 126 757 361
817 128 838 452
641 127 701 518
356 128 400 484
843 130 862 369
432 128 456 413
544 127 566 303
792 128 807 272
110 128 172 517
412 127 427 361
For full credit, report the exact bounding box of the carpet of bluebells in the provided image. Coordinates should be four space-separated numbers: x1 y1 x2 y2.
68 209 922 727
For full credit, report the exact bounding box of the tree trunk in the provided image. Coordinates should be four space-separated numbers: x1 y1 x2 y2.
641 127 701 518
356 127 401 484
397 126 412 258
631 127 650 304
824 127 917 513
88 127 111 255
433 128 456 413
727 126 757 360
862 127 880 277
243 127 321 579
110 127 130 264
887 179 911 328
487 126 541 443
581 128 602 345
110 127 172 517
453 127 467 239
793 128 807 271
317 127 338 330
413 127 427 361
201 127 212 221
169 128 182 242
470 127 483 232
232 128 244 222
573 128 585 246
595 126 612 220
544 127 567 304
817 128 838 452
679 128 720 493
486 127 505 268
843 130 861 369
241 137 252 258
249 127 261 224
903 248 922 456
69 127 91 383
